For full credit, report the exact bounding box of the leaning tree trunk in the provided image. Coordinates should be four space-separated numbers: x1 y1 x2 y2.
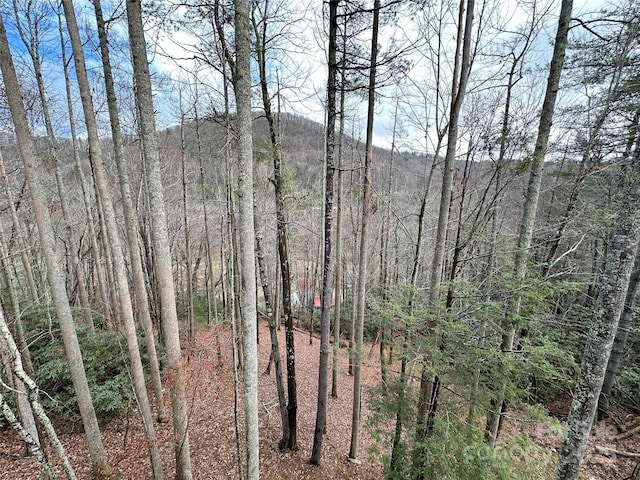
0 306 77 480
0 388 54 480
14 0 93 333
0 12 109 474
125 2 194 478
90 0 167 423
0 163 35 377
0 320 39 453
58 10 110 322
555 113 640 480
60 1 164 476
487 0 573 446
599 241 640 415
0 155 38 304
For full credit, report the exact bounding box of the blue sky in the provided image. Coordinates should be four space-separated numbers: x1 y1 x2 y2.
1 0 606 150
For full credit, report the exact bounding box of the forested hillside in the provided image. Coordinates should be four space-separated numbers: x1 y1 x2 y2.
0 0 639 479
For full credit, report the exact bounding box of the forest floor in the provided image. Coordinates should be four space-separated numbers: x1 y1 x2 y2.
1 320 639 479
1 321 382 479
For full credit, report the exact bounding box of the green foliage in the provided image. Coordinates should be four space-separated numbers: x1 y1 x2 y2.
363 272 576 480
411 429 513 480
177 292 221 326
199 181 216 199
368 405 551 480
23 306 163 423
32 326 132 422
521 333 578 403
613 368 640 413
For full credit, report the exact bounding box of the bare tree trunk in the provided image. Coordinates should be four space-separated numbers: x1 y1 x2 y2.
0 306 76 480
233 1 260 477
542 14 633 276
377 100 399 391
1 331 39 452
0 229 34 376
331 63 346 399
125 2 193 477
415 0 475 464
57 10 110 322
193 86 217 328
0 12 109 474
227 225 244 480
487 0 573 446
254 195 289 446
60 1 164 476
13 0 93 332
311 0 338 464
349 0 380 461
178 97 195 344
555 112 640 480
0 390 54 480
250 4 295 448
90 0 167 423
0 157 38 304
220 63 244 477
599 242 640 415
514 0 573 313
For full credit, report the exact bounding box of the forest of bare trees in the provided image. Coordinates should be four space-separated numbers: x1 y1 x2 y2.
0 0 639 479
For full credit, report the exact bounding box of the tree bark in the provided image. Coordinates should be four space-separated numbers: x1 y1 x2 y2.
487 0 573 446
599 241 640 414
311 0 337 464
0 154 38 304
90 0 167 423
331 58 347 399
13 0 94 333
251 1 297 449
0 11 109 473
0 306 77 480
349 0 380 461
59 2 164 476
415 1 475 465
555 115 640 479
178 103 195 343
233 1 260 477
58 10 110 323
0 388 54 480
254 196 289 446
125 1 194 477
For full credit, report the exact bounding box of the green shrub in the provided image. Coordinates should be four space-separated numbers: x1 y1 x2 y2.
24 307 163 423
613 368 640 413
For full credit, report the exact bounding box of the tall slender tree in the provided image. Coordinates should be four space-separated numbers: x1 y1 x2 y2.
251 0 297 449
59 1 164 476
234 0 260 477
0 10 109 475
486 0 573 445
90 0 167 423
125 1 194 478
555 109 640 480
415 0 475 459
311 0 338 465
349 0 380 461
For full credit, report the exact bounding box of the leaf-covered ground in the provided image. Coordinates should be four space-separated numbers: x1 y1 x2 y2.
0 322 382 479
1 321 639 479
